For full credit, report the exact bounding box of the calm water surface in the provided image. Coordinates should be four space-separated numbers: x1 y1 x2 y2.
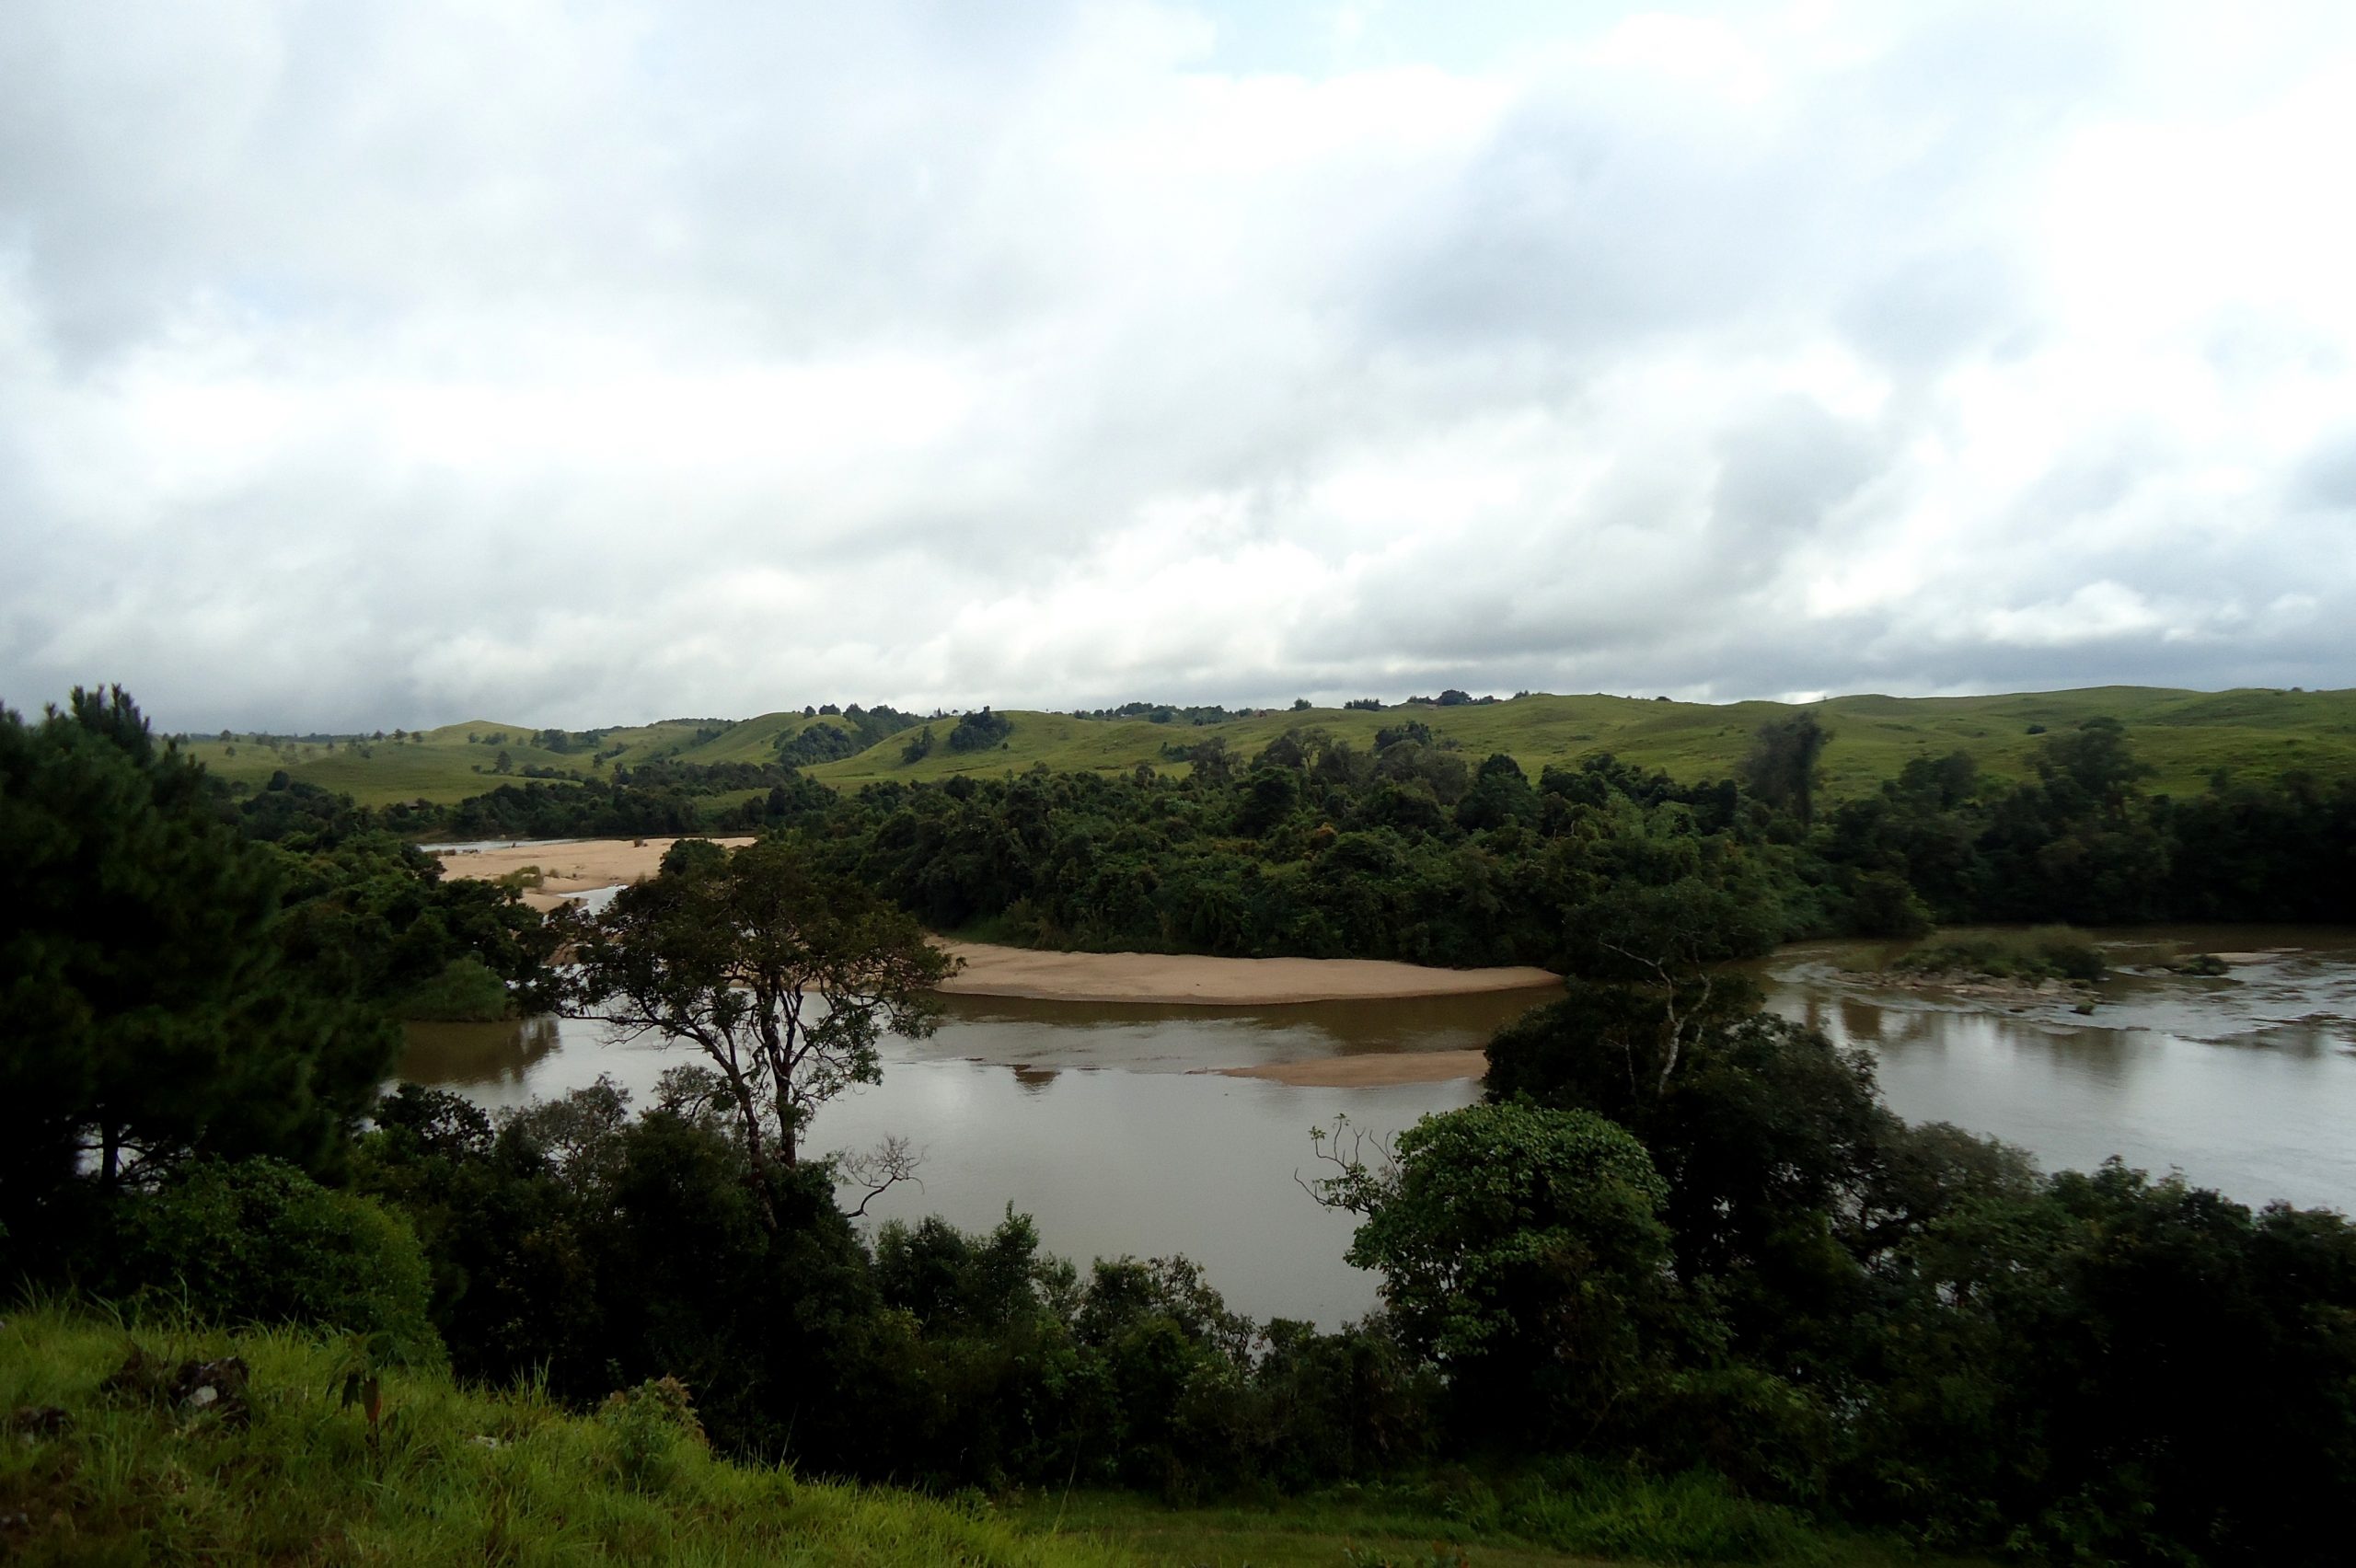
400 925 2356 1324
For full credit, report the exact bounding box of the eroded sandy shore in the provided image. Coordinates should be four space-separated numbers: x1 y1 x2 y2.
936 940 1559 1007
433 836 755 910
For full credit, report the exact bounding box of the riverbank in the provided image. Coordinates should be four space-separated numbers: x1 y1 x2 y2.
433 836 1562 1001
935 940 1560 1007
433 836 754 909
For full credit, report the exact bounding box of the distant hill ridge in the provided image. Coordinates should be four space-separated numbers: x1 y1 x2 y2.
178 685 2356 807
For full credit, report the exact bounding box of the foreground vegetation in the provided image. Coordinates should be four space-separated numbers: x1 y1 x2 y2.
0 1308 1133 1567
1 1309 1953 1568
10 685 2356 1566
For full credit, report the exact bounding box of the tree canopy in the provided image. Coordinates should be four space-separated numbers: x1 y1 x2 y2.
0 687 398 1269
561 839 955 1205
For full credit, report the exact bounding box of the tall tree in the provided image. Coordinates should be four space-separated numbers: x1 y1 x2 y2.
562 840 954 1209
1740 710 1831 826
1 687 397 1270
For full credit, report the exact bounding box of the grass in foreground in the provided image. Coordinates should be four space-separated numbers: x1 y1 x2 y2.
3 1309 1991 1568
0 1307 1131 1567
1014 1485 1981 1568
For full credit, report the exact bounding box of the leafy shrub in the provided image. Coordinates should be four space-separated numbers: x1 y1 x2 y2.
1845 870 1933 939
946 709 1014 753
1894 926 2105 983
388 955 511 1021
104 1158 438 1362
601 1375 709 1492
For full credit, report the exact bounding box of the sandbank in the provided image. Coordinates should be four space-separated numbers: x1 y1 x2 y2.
1218 1050 1489 1088
433 836 755 909
935 940 1560 1007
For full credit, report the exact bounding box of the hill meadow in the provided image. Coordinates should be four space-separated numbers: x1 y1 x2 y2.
8 680 2356 1568
181 685 2356 808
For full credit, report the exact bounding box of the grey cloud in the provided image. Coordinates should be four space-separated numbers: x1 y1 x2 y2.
3 1 2352 731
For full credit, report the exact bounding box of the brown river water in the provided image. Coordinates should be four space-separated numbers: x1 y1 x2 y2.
400 924 2356 1326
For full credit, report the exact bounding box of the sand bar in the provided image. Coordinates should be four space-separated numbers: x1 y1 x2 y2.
433 837 1561 1005
1218 1050 1489 1088
433 836 755 909
936 940 1559 1007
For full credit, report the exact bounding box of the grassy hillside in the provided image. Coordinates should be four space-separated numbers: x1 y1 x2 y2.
0 1308 1130 1568
1 1309 1951 1568
806 686 2356 800
173 686 2356 809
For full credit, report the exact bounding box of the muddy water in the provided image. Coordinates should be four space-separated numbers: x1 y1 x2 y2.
394 990 1549 1326
1756 927 2356 1213
398 927 2356 1324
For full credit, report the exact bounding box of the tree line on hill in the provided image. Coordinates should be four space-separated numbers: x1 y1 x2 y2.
7 686 2356 1565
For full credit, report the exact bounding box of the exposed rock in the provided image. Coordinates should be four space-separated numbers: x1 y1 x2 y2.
6 1405 71 1441
101 1345 252 1428
170 1358 252 1426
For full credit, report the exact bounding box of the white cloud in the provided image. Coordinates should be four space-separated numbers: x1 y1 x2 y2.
2 0 2352 730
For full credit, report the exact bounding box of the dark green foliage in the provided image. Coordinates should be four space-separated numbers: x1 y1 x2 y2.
100 1157 438 1362
805 735 1793 974
946 707 1014 753
1484 988 1902 1366
561 839 953 1175
1481 971 2356 1564
1 687 398 1276
1739 711 1830 826
657 836 728 877
1892 926 2106 983
387 955 512 1020
354 1083 1441 1493
1311 1103 1694 1443
271 830 559 1017
1857 1162 2356 1566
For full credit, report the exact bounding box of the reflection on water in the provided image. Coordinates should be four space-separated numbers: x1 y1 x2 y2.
908 986 1563 1076
396 926 2356 1322
1758 926 2356 1214
399 1016 562 1090
398 1006 1488 1326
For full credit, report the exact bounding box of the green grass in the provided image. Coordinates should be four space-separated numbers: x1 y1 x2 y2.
1011 1483 1982 1568
172 686 2356 810
0 1309 1970 1567
809 686 2356 799
0 1307 1135 1567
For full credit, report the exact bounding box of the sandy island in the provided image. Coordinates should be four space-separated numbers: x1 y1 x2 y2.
935 940 1559 1008
437 838 1553 1080
433 836 755 910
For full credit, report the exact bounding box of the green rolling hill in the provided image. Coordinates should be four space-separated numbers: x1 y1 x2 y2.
177 686 2356 809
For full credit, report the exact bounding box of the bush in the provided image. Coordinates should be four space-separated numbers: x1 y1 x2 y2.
1845 870 1933 939
388 955 511 1021
104 1159 439 1362
601 1375 710 1492
946 709 1014 753
1894 926 2105 983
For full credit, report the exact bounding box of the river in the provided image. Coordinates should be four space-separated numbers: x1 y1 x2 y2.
398 924 2356 1326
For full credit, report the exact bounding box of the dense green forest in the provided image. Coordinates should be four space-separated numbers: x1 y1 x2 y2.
8 686 2356 1565
237 703 2355 974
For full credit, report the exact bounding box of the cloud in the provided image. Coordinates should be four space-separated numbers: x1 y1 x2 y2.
2 0 2353 731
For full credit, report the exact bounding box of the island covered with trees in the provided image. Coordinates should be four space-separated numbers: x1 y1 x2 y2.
6 685 2354 1566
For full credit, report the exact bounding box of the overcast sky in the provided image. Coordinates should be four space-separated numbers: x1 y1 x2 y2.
5 1 2353 731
